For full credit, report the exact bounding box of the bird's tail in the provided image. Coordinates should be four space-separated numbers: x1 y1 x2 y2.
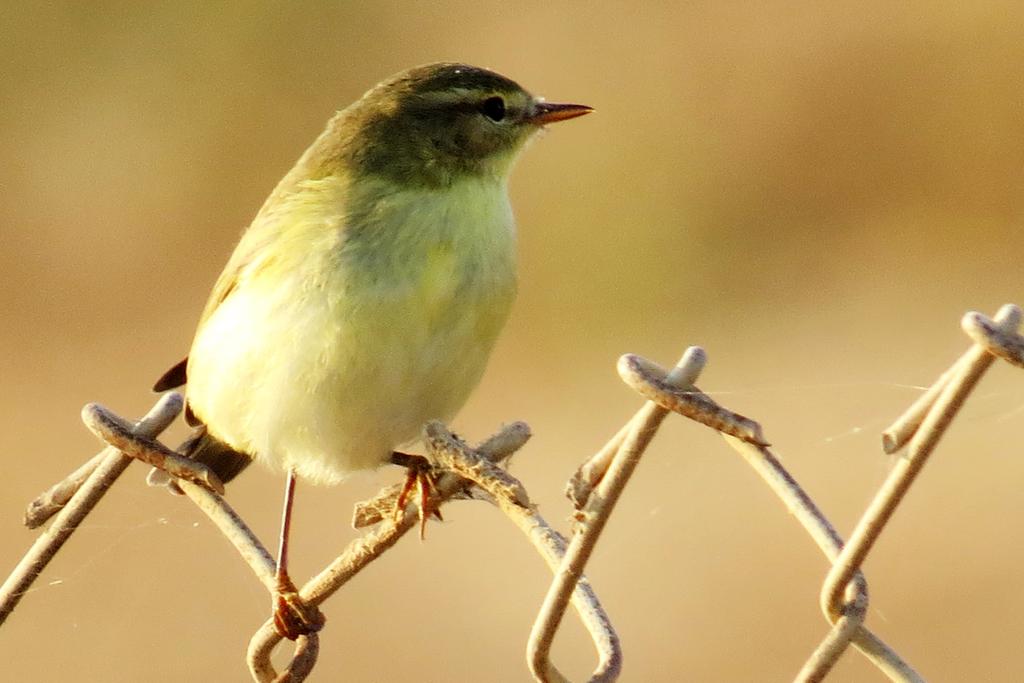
147 426 252 493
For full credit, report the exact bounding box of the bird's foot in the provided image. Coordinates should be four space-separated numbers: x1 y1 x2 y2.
390 452 443 539
272 575 325 641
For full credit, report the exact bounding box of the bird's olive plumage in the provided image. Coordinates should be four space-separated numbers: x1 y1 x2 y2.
154 63 590 487
281 63 540 191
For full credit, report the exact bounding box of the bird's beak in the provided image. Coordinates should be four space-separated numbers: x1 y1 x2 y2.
527 101 594 125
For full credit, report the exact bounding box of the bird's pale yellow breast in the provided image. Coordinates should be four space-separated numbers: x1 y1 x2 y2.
186 174 517 483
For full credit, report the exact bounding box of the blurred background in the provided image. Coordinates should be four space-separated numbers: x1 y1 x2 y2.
2 2 1023 681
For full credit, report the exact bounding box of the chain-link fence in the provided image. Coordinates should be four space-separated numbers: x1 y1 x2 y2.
3 304 1021 681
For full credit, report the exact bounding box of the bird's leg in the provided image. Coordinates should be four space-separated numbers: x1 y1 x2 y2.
271 468 325 640
390 451 443 539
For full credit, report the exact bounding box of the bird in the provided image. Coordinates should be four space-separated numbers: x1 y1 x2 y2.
152 62 592 639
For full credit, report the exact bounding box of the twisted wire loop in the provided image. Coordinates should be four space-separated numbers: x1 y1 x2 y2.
0 393 184 627
600 304 1022 682
609 351 917 681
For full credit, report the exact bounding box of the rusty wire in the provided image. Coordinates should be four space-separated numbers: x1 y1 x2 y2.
2 304 1021 681
0 392 183 627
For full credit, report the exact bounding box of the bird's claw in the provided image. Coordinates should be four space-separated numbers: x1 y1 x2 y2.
392 454 443 539
272 577 325 640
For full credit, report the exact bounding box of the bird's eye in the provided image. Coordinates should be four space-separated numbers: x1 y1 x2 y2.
480 96 506 122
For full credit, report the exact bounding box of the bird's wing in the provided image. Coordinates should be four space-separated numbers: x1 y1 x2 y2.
151 169 349 393
151 223 281 392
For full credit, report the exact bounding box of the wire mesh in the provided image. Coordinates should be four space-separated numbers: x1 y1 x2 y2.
1 304 1020 681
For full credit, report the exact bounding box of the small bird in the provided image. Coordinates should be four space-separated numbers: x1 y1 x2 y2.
152 62 591 638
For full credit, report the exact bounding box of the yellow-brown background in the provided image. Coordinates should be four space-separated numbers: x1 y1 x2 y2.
2 2 1023 681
